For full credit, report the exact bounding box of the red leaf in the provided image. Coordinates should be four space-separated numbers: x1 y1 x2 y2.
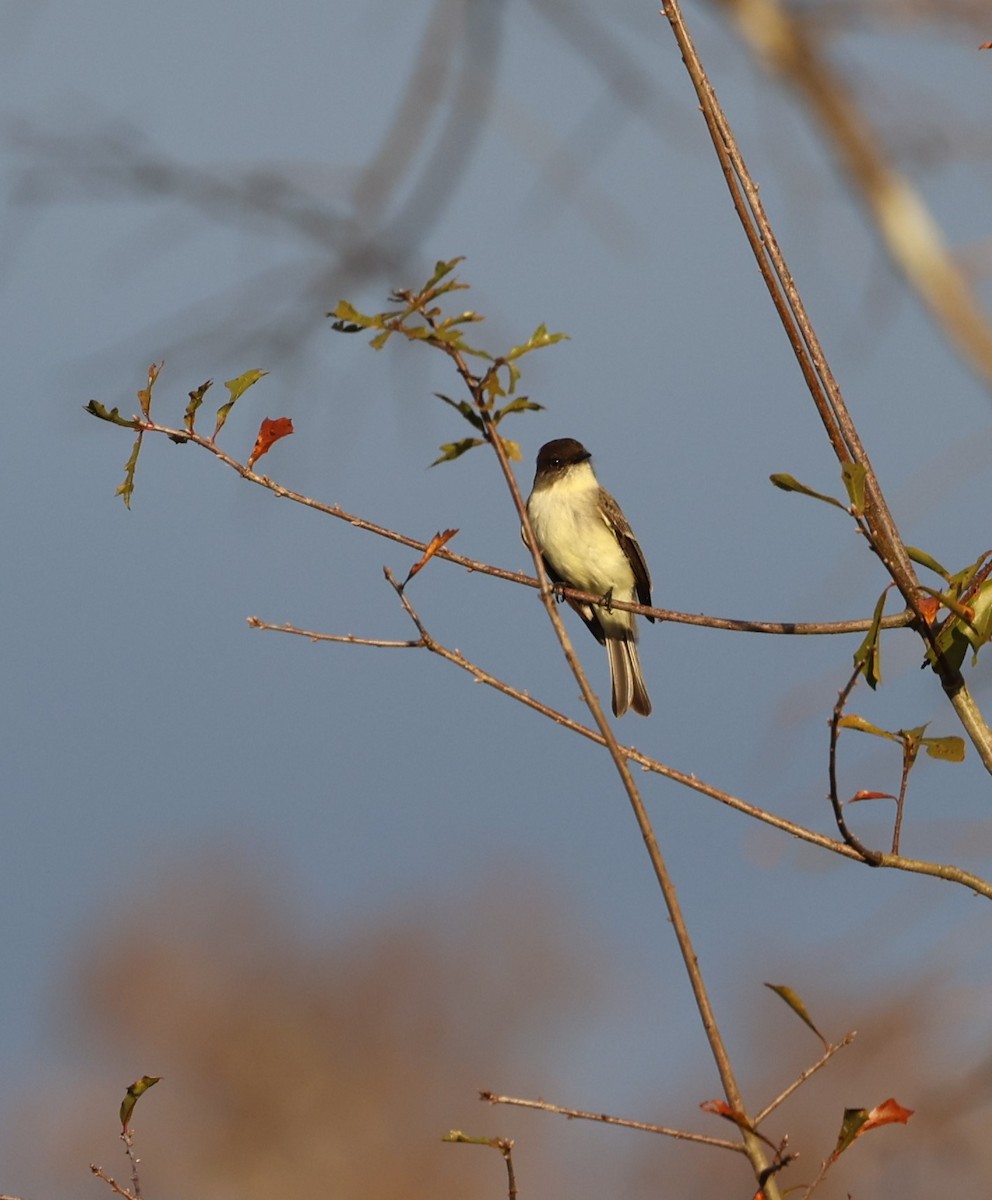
247 416 294 469
700 1099 734 1117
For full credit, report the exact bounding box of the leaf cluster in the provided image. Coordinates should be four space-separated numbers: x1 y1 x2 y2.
85 366 270 507
330 258 564 465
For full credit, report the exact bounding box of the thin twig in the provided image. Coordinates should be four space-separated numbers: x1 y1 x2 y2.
753 1032 857 1126
132 419 915 639
479 1091 745 1153
891 738 913 856
828 662 883 864
120 1129 142 1200
442 1132 517 1200
246 618 421 648
800 1154 834 1199
89 1167 136 1200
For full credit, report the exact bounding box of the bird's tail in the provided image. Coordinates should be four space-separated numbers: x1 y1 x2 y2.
607 636 651 717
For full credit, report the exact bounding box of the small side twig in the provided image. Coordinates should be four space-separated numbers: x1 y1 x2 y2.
246 617 421 649
828 663 883 865
479 1091 744 1153
891 740 913 856
88 1167 136 1200
442 1131 517 1200
120 1129 143 1200
753 1032 857 1126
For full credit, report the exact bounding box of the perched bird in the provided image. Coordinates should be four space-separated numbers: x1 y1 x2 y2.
525 437 654 716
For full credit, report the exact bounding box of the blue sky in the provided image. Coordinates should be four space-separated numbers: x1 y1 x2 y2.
3 2 992 1193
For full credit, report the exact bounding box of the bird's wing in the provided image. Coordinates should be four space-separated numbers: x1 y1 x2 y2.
598 491 654 622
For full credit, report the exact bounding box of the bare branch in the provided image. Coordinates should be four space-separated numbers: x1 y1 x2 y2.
479 1090 745 1153
89 1167 136 1200
753 1032 858 1126
246 618 422 650
129 418 918 641
253 597 992 900
442 1131 517 1200
828 663 884 865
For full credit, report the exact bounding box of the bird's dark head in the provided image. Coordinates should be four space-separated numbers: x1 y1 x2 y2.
534 438 592 481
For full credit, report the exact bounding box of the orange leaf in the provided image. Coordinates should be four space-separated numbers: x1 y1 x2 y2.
848 790 897 804
405 529 459 584
916 595 941 625
247 416 294 469
700 1099 753 1130
862 1097 914 1131
980 40 992 49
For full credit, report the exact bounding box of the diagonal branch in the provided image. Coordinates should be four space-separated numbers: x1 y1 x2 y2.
660 0 992 774
251 608 992 896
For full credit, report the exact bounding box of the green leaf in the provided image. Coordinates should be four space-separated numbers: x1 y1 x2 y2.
120 1074 161 1131
769 473 847 510
223 368 268 405
425 256 465 292
907 546 950 581
505 325 569 361
764 982 826 1041
946 549 991 594
369 329 394 351
212 369 267 440
436 309 483 331
853 588 889 690
329 299 375 331
435 393 484 431
114 432 144 509
184 379 213 433
840 462 867 516
930 622 970 673
837 714 896 741
927 578 992 670
923 736 965 762
966 580 992 650
430 437 485 466
498 436 522 462
493 395 544 424
484 360 516 399
84 400 141 429
832 1108 870 1159
136 362 162 420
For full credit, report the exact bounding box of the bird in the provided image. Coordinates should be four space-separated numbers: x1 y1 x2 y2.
525 437 654 716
